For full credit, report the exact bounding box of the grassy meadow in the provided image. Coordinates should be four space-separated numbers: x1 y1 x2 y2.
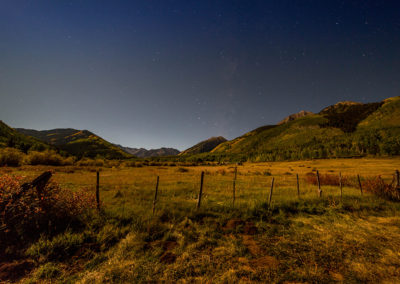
2 157 400 282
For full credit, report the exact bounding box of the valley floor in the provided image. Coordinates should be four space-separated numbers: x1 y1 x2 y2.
1 157 400 282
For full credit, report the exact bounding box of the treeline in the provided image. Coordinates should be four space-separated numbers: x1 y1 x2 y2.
155 127 400 163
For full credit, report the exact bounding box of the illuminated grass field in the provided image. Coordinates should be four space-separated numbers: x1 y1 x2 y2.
2 157 400 282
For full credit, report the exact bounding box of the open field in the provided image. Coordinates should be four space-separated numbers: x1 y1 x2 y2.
2 157 400 282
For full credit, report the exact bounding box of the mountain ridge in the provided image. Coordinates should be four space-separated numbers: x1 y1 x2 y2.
115 145 180 158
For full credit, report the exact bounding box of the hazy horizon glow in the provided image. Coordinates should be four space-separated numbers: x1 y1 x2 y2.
1 1 399 150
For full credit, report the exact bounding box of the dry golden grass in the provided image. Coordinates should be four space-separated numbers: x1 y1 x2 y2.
2 157 400 283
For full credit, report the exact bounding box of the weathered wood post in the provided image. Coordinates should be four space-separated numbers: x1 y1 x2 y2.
357 174 363 196
96 170 100 210
197 171 205 210
268 177 275 206
316 170 322 197
296 174 300 198
152 176 160 215
232 166 237 207
339 172 343 201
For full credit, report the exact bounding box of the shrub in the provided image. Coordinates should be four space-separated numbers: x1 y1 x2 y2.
26 150 64 166
34 262 61 279
76 158 104 167
362 176 400 201
0 148 24 167
177 167 189 173
0 174 97 255
27 231 84 261
305 173 354 187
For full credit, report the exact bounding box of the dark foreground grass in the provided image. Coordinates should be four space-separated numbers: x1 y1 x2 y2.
12 195 400 283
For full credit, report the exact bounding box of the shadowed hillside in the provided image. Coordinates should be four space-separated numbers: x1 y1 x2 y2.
179 136 227 156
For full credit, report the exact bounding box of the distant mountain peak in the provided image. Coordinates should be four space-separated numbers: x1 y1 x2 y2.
115 145 180 158
320 101 362 114
278 110 314 125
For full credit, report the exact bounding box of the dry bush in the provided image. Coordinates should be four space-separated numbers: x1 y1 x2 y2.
77 158 104 167
177 167 189 173
362 176 400 201
305 172 354 187
0 148 24 167
26 150 65 166
0 174 97 252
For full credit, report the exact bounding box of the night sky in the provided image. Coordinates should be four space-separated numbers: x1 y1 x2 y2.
1 1 399 150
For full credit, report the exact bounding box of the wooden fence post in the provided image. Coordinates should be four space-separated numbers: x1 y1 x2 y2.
339 172 343 201
96 170 100 210
358 174 363 196
296 174 300 198
197 171 205 210
232 166 237 207
152 176 160 215
268 177 275 206
316 170 322 197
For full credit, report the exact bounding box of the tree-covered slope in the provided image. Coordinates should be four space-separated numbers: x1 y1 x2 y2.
193 96 400 162
16 128 133 159
0 121 51 153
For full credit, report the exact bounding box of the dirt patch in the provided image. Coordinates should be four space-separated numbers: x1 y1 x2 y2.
225 218 245 230
329 271 344 281
243 222 258 235
250 255 279 269
242 235 264 256
150 240 178 252
0 259 35 282
160 252 177 264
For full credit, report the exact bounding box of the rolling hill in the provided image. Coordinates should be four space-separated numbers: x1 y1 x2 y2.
185 96 400 162
0 121 51 153
16 128 133 159
179 136 227 156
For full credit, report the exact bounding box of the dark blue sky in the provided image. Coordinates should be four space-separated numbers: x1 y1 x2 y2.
1 1 399 150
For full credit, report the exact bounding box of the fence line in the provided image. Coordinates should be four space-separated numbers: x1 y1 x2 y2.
92 169 400 213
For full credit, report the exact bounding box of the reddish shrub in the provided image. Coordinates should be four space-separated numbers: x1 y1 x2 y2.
305 173 354 187
0 174 97 254
362 176 400 201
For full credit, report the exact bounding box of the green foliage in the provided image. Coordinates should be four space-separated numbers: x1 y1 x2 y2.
27 232 85 261
34 262 61 279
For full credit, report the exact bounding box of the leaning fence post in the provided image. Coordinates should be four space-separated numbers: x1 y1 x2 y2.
197 171 204 210
152 176 160 215
296 174 300 198
316 170 322 197
232 166 237 207
268 177 275 206
96 170 100 210
339 172 343 201
357 174 363 196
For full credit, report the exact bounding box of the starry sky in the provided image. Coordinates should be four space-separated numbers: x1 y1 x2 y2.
1 1 399 150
